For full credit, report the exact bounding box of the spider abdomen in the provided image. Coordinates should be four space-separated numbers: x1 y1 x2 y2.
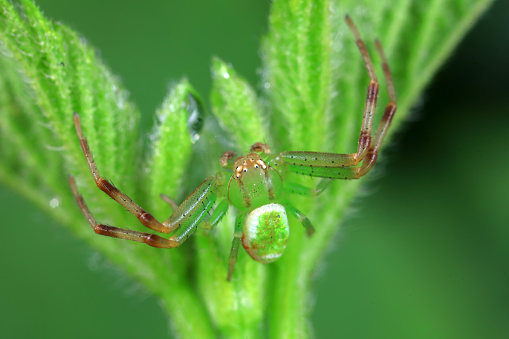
242 203 290 263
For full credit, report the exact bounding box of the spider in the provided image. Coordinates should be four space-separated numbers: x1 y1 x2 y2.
69 16 397 281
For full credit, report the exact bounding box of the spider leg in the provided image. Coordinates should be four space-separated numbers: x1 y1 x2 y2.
250 142 271 154
160 176 220 231
201 199 229 230
160 193 179 212
283 201 315 236
220 151 236 168
283 179 331 197
70 175 218 248
345 15 379 159
227 211 247 281
69 176 171 247
358 40 397 176
279 18 397 179
72 113 225 247
73 113 168 233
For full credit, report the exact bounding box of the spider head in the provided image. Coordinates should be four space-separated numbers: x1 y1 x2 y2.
228 154 283 210
233 153 267 179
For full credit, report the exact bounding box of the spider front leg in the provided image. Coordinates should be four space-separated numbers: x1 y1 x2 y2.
280 17 397 179
70 176 217 248
70 113 222 248
250 142 271 155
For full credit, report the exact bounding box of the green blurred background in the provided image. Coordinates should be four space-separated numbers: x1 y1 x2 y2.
1 0 508 338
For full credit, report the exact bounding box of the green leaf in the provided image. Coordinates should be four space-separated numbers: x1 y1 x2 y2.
147 79 196 218
211 57 267 151
0 0 494 338
263 0 333 152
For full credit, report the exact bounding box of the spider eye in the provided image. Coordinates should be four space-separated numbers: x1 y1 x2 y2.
255 165 259 168
243 168 247 172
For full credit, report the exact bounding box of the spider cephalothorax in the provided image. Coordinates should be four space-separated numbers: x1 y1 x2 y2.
69 16 397 280
228 153 283 210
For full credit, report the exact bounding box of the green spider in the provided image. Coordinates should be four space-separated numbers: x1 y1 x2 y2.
68 16 397 281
